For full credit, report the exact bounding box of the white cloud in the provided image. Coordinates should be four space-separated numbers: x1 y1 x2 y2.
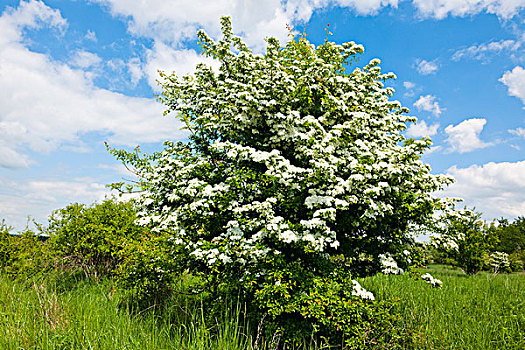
70 50 102 68
452 39 521 62
93 0 400 50
98 163 136 177
94 0 290 49
444 118 492 153
144 41 219 91
412 0 525 19
406 120 439 138
414 95 443 116
85 29 97 42
439 161 525 219
403 81 418 97
425 145 442 154
127 57 144 86
403 81 415 89
105 57 146 89
0 0 186 168
415 59 438 75
25 180 108 204
91 0 402 89
331 0 400 15
509 127 525 138
0 176 114 231
0 143 32 169
0 0 67 45
0 120 32 168
499 66 525 105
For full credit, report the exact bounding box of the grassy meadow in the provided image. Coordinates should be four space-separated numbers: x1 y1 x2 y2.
0 265 523 349
361 265 525 349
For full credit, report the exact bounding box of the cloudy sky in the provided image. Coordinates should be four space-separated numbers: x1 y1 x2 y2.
0 0 524 231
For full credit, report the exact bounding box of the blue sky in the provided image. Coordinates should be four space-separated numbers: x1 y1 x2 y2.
0 0 524 231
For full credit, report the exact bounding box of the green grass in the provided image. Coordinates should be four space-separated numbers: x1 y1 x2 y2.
1 266 523 349
360 265 525 350
0 273 256 350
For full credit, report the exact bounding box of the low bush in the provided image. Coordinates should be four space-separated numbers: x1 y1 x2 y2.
0 219 12 268
0 227 54 280
114 229 182 307
432 209 496 275
250 269 418 348
508 250 524 272
485 251 511 274
44 198 144 278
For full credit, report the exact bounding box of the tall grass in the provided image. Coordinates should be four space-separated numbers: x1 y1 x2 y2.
0 273 324 350
0 273 256 350
361 265 525 350
1 266 523 349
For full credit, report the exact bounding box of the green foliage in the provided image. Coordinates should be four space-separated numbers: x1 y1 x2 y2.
0 220 53 280
114 229 182 306
488 217 525 272
0 219 12 268
484 251 511 273
45 198 144 278
493 217 525 253
252 269 416 348
406 242 431 268
508 251 524 272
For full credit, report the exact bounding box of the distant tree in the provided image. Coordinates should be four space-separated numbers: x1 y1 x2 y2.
432 209 495 275
0 220 52 279
492 217 525 254
489 217 525 271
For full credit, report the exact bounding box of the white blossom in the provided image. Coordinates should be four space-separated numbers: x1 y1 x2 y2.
351 280 375 300
379 253 404 275
421 273 443 288
487 251 510 273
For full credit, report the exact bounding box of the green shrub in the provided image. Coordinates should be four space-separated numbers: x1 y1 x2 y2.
492 217 525 255
488 217 525 273
0 219 12 269
485 251 510 273
508 250 524 272
114 229 182 307
0 227 54 280
45 198 144 278
251 267 417 348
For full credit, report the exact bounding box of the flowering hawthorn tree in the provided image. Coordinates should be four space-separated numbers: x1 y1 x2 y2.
110 17 453 344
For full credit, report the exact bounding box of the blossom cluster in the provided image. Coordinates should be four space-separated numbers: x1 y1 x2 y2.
379 253 404 275
421 273 443 288
487 251 510 273
351 280 375 300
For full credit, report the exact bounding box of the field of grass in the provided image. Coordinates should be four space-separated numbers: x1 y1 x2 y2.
0 266 523 349
361 265 525 349
0 273 255 350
